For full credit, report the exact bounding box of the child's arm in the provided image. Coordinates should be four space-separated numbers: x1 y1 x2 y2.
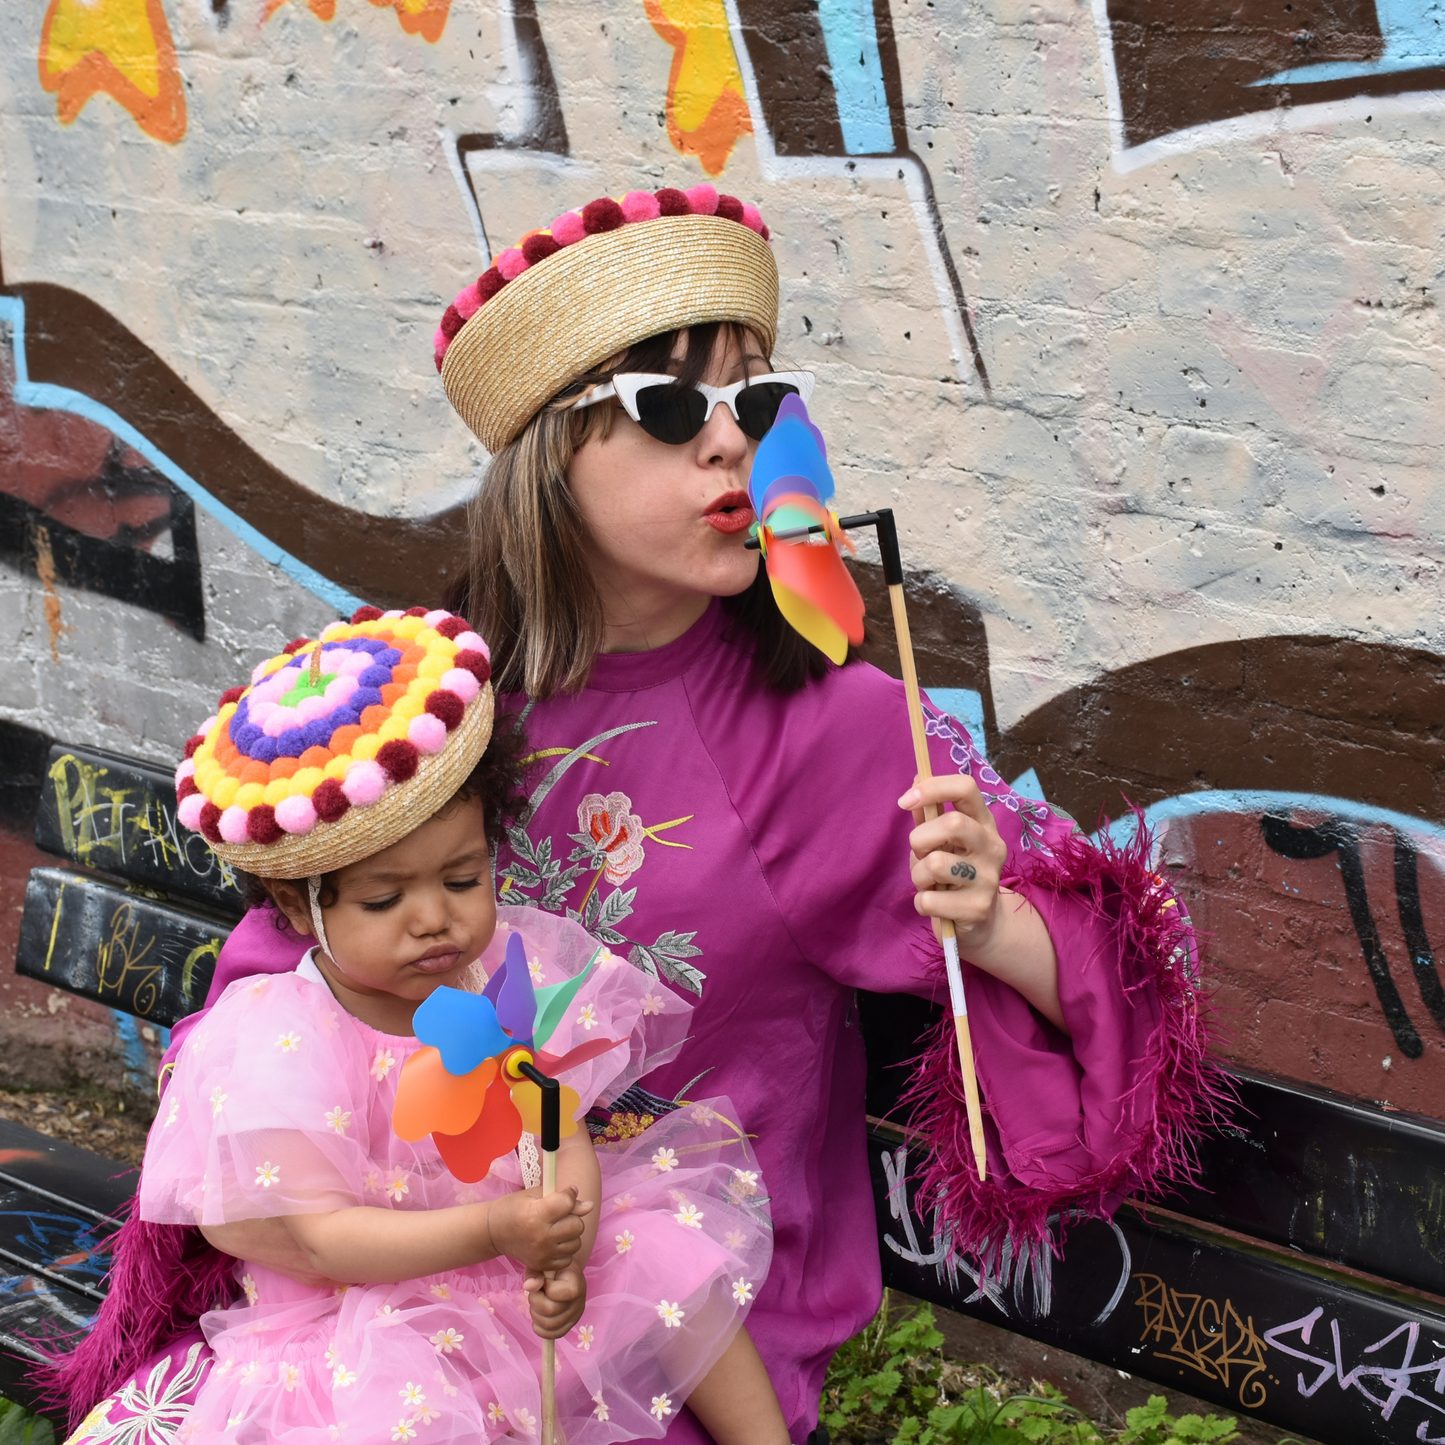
251 1186 592 1286
524 1128 600 1340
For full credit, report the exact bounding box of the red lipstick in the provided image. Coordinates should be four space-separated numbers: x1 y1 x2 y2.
703 489 756 535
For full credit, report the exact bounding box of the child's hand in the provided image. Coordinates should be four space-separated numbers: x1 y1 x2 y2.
524 1262 587 1339
486 1187 593 1274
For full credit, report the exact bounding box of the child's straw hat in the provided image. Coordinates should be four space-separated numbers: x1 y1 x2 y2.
436 185 779 453
174 607 493 878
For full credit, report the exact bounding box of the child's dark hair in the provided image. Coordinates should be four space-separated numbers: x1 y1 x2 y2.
236 712 528 914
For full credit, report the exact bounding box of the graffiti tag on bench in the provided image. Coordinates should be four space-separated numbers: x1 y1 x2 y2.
16 867 231 1027
36 745 244 914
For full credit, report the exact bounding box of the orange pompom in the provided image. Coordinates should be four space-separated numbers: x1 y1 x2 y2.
361 705 389 733
330 725 363 755
381 683 408 706
241 760 270 786
391 665 418 686
402 645 427 666
299 746 332 770
226 754 248 779
271 757 300 780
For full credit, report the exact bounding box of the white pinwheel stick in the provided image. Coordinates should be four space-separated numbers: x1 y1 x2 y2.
517 1061 562 1445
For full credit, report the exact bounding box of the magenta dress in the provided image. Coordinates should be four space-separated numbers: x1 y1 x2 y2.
59 600 1212 1445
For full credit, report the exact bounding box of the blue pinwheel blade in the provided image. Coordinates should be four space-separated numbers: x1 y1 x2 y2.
413 987 513 1076
749 394 835 515
495 930 537 1045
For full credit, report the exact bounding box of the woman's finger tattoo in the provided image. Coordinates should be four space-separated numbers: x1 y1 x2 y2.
949 861 978 881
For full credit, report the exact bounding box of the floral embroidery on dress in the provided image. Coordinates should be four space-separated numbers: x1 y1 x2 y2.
498 721 707 993
515 1406 537 1435
577 1003 598 1031
615 1230 635 1254
280 1363 299 1392
656 1301 685 1328
732 1279 754 1303
651 1393 674 1421
650 1147 678 1173
209 1087 226 1116
390 1421 416 1442
673 1202 704 1228
640 992 665 1015
575 1324 595 1350
275 1031 301 1052
592 1393 609 1421
326 1106 352 1135
486 1402 506 1425
255 1161 280 1189
731 1168 759 1196
371 1048 396 1081
384 1170 411 1202
68 1343 209 1445
430 1326 465 1354
162 1100 179 1129
241 1273 259 1306
724 1228 747 1251
332 1365 357 1387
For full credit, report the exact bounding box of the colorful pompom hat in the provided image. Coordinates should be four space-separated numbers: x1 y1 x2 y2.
437 184 779 454
174 606 494 878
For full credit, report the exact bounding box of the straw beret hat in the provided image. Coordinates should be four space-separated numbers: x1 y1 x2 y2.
436 184 779 454
175 606 494 878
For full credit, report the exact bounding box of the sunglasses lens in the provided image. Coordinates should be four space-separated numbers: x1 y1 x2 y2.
634 384 709 445
734 382 799 441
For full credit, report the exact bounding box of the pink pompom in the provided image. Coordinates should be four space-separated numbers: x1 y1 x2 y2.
341 760 388 808
382 610 405 620
423 609 451 628
550 211 587 246
441 667 481 704
295 695 330 724
621 191 662 223
264 707 299 738
741 203 765 234
174 759 195 787
454 630 490 659
219 806 251 845
323 674 357 707
685 184 719 215
454 284 482 321
249 700 277 727
250 660 272 684
336 651 371 677
177 793 206 831
496 248 529 280
199 714 219 737
275 794 318 835
408 712 449 755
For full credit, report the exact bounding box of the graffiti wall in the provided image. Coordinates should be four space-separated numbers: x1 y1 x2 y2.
0 2 1441 1129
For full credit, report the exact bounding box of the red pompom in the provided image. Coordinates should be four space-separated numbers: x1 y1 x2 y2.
376 739 420 783
403 606 429 618
199 802 223 844
283 638 311 655
246 805 284 845
434 352 444 374
582 198 625 234
218 686 245 707
183 734 205 759
176 776 198 802
440 305 465 340
760 223 771 241
655 187 691 216
477 268 506 302
425 689 465 731
451 649 491 686
312 778 351 824
351 605 384 624
522 233 561 265
715 194 745 223
435 617 470 639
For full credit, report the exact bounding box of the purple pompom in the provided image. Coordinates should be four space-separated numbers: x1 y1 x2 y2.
358 665 392 689
375 648 403 667
234 724 263 752
328 706 361 730
251 737 280 764
302 718 333 749
351 687 384 712
276 728 307 758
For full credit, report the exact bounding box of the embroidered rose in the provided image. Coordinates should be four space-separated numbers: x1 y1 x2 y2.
576 791 647 885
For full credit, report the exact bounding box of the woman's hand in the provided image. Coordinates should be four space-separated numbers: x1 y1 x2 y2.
524 1261 587 1339
899 772 1067 1033
486 1187 593 1275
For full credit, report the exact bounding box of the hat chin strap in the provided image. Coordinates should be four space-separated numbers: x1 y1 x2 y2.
307 876 334 963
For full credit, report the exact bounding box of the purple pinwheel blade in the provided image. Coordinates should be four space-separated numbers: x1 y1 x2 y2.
495 930 537 1044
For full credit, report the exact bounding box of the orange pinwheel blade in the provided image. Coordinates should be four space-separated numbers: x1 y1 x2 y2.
434 1074 524 1183
765 533 864 664
392 1048 497 1142
510 1079 581 1140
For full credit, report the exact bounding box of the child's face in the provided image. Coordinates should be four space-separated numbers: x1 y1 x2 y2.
277 794 497 1006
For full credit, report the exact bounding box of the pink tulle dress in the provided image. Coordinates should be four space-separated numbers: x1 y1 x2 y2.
133 907 773 1445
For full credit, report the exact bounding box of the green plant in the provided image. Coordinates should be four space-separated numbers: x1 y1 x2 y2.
820 1292 1269 1445
0 1399 54 1445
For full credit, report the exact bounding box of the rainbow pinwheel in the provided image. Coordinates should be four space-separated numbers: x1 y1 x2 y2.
393 932 624 1182
748 393 866 665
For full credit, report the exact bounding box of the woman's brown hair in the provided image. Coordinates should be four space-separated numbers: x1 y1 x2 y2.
448 322 852 700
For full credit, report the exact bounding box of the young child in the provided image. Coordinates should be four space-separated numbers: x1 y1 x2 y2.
65 608 784 1445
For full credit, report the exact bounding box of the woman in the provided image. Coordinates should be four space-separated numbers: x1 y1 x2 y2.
48 184 1215 1445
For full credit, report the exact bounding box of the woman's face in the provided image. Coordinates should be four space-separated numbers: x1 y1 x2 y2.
567 330 766 645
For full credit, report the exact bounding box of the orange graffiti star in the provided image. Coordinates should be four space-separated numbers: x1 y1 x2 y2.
370 0 452 44
38 0 186 144
262 0 336 22
645 0 752 176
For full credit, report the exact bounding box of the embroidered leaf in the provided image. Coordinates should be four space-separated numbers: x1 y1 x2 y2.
596 886 637 931
499 862 543 891
626 944 660 981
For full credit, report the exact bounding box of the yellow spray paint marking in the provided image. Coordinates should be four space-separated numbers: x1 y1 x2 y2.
96 903 161 1017
182 938 223 1003
43 884 66 973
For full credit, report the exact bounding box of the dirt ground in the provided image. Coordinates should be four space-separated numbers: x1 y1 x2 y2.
0 1084 153 1167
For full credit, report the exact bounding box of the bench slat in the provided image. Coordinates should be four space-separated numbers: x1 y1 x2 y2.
35 744 245 915
871 1124 1445 1445
17 867 231 1029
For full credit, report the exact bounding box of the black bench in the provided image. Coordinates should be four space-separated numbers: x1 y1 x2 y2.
11 741 1445 1442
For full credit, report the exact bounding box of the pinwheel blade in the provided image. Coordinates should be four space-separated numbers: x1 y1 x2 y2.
535 1037 626 1075
532 955 598 1049
393 1049 497 1141
413 987 513 1076
765 533 865 664
511 1079 581 1140
434 1074 524 1183
495 931 538 1044
748 393 834 516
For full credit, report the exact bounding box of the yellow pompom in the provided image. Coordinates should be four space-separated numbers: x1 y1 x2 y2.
417 654 449 680
263 778 294 807
393 616 425 640
416 628 442 648
293 767 326 794
353 734 383 761
435 637 459 659
393 695 424 721
235 782 266 811
211 776 240 809
377 717 409 743
218 702 238 726
407 676 432 697
325 755 351 780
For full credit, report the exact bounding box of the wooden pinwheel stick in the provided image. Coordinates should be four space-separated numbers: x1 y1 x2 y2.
746 508 988 1181
517 1061 562 1445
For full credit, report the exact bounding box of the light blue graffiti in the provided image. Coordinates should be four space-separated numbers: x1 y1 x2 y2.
1253 0 1445 86
816 0 895 153
0 296 365 616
